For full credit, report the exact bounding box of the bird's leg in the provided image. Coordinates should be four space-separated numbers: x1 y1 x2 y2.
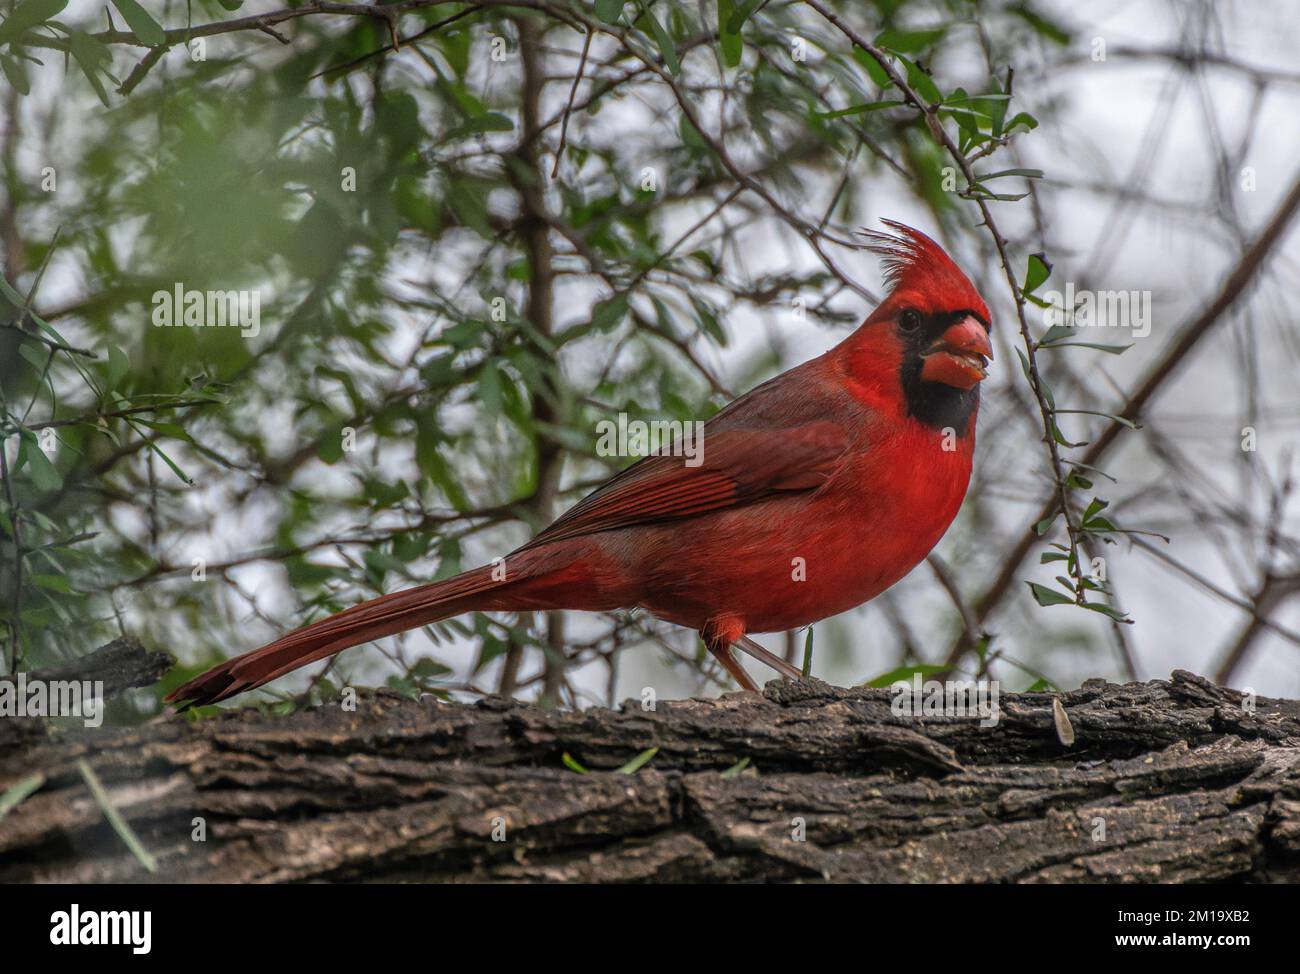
704 636 761 692
734 634 805 681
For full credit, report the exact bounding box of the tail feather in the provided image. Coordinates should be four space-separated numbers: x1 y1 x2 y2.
166 564 508 707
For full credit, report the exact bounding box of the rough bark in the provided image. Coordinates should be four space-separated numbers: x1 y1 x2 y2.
2 664 1300 883
16 637 173 700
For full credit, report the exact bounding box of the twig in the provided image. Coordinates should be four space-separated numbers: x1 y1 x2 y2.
927 554 982 650
551 27 592 178
311 6 482 78
0 431 21 675
0 321 96 358
257 21 293 44
117 45 166 95
563 5 873 301
7 398 220 434
943 168 1300 672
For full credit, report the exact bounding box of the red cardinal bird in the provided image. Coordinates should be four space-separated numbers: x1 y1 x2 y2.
168 221 991 705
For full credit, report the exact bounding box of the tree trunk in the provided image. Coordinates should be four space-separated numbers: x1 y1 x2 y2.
3 655 1299 883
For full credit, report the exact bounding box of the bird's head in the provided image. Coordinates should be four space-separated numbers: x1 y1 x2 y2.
843 221 992 433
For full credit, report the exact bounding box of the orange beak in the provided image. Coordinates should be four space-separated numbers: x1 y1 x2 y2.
920 316 992 390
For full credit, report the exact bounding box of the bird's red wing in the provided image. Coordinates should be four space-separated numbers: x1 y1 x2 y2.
520 421 848 549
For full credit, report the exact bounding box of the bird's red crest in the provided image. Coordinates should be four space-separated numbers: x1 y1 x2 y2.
861 220 990 324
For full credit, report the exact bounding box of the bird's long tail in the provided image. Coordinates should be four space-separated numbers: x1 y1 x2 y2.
166 562 525 707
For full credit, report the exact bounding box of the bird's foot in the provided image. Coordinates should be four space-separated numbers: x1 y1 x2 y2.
733 635 805 682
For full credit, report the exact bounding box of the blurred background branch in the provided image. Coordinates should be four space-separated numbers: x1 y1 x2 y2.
0 0 1297 718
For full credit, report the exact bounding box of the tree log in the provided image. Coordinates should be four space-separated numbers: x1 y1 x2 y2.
2 669 1299 883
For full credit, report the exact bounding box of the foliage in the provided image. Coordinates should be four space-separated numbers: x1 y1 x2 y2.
4 0 1281 710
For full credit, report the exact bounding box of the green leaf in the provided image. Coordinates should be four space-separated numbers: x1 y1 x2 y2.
78 759 157 873
590 293 629 333
863 663 947 688
409 657 452 680
725 0 761 34
472 633 508 674
1038 323 1073 345
1041 341 1133 355
852 47 893 88
476 360 502 412
818 100 905 119
0 53 29 94
874 26 946 54
31 573 75 593
362 548 404 584
594 0 623 23
1037 374 1056 411
214 0 243 9
801 626 814 677
361 477 408 510
944 89 1011 110
717 0 742 67
1056 409 1141 430
1026 582 1073 607
134 419 193 442
0 0 67 46
461 112 514 134
1005 111 1039 134
561 752 589 774
1012 4 1071 45
1023 252 1051 294
67 31 113 108
981 85 1011 136
1015 348 1039 383
106 344 129 390
944 102 985 138
11 300 82 356
690 295 725 346
897 54 941 104
138 432 193 486
110 0 165 47
19 431 61 491
671 114 704 153
720 757 750 779
446 181 491 237
1082 497 1108 522
0 772 44 822
615 747 659 775
979 168 1044 181
641 9 679 75
18 342 47 373
1080 600 1131 622
1049 419 1084 448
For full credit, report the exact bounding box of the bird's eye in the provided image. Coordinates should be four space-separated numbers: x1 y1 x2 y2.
899 309 921 332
